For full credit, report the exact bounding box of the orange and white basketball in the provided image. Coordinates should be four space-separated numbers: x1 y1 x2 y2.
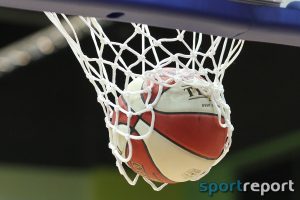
111 68 228 183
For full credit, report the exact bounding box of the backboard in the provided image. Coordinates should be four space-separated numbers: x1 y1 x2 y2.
0 0 300 46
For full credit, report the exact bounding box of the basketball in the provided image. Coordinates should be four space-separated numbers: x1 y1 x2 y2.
111 68 228 183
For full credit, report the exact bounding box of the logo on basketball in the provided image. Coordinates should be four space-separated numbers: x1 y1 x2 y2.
183 85 206 100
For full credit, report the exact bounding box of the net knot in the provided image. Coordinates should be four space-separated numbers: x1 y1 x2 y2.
205 82 224 99
125 70 133 77
126 111 133 118
137 54 146 62
171 55 179 62
134 26 143 34
153 40 161 47
208 50 216 57
190 51 197 59
177 33 184 41
120 44 128 51
146 104 153 111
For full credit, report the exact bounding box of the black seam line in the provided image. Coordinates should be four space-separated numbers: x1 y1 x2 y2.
132 131 175 183
153 108 220 117
138 116 222 160
115 122 138 134
132 119 139 129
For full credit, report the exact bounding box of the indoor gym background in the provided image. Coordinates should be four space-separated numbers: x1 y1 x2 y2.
0 7 299 200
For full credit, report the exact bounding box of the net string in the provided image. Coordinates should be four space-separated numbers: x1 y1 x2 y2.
45 12 244 190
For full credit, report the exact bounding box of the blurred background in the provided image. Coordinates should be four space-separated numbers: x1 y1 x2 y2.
0 7 299 200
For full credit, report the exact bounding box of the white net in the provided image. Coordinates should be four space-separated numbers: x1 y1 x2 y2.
45 12 244 191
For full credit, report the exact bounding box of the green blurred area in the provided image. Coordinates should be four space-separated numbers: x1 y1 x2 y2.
0 131 299 200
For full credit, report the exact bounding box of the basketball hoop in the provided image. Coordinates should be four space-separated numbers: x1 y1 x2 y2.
45 12 244 190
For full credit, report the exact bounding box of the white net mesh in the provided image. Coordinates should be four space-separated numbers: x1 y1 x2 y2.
45 12 244 191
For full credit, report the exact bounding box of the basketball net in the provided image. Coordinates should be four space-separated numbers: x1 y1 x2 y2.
45 12 244 191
